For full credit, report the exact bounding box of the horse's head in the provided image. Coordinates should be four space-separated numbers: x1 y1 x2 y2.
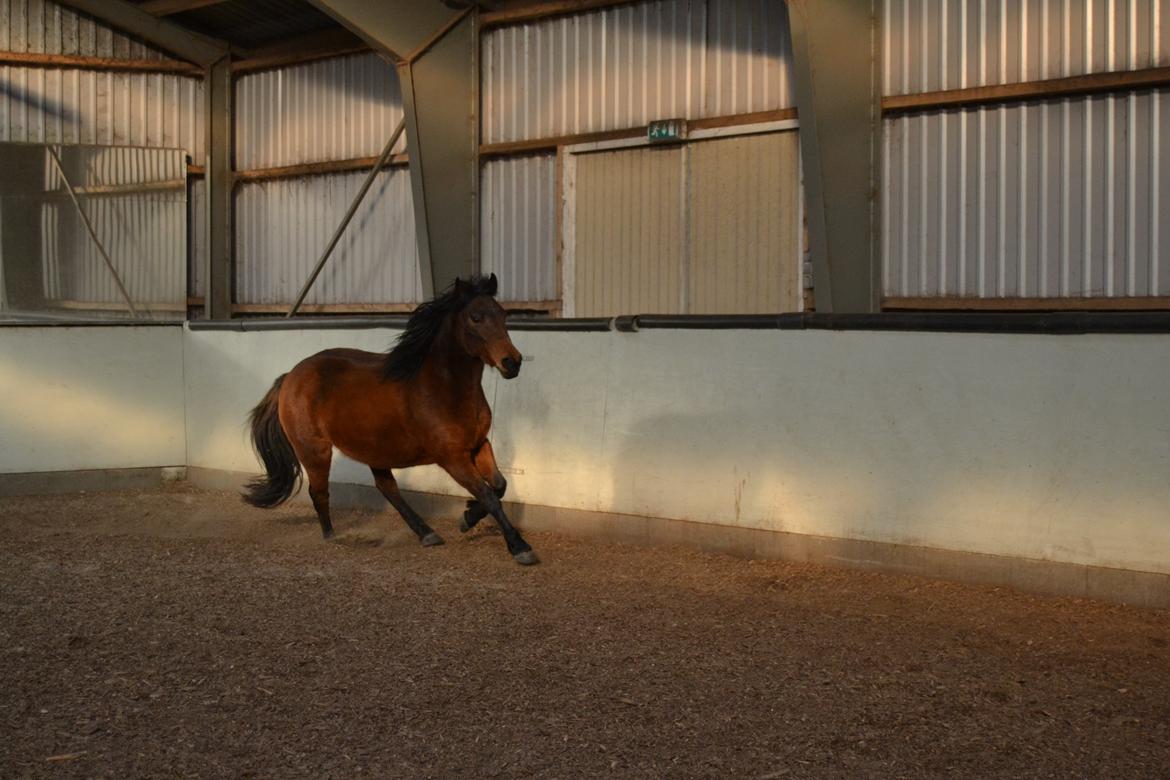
454 274 523 379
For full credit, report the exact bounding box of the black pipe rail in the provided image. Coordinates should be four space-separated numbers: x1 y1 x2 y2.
12 310 1170 334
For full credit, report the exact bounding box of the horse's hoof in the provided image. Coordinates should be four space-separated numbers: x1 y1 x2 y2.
513 550 540 566
459 512 473 533
322 529 335 541
421 532 444 547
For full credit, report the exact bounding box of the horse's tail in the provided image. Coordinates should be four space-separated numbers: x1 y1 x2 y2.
242 374 302 508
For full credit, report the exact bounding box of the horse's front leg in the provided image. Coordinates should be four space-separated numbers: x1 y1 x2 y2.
371 468 444 547
460 439 507 534
441 458 537 566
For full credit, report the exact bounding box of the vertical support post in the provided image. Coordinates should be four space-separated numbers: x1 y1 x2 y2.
397 12 478 297
397 60 435 299
204 55 233 319
788 0 881 313
0 145 47 311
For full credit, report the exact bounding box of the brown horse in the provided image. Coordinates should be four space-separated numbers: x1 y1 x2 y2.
242 274 537 565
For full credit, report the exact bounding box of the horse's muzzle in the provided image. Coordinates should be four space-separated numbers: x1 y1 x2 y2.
500 356 521 379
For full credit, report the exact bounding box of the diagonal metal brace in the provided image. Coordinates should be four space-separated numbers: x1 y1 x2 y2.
46 146 139 319
286 116 408 317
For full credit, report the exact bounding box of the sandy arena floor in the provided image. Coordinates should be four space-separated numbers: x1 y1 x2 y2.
1 485 1168 778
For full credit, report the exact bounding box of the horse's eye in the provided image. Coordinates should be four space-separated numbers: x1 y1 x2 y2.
470 312 483 324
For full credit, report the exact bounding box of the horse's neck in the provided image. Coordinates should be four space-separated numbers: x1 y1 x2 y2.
418 318 485 403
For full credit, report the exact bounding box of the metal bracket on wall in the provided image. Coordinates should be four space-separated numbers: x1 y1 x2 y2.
399 6 473 66
46 147 139 319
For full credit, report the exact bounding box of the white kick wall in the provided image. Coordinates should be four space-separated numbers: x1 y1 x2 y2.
2 324 1168 589
0 326 185 473
182 325 1170 578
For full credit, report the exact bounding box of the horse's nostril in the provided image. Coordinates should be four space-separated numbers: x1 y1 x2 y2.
502 357 519 373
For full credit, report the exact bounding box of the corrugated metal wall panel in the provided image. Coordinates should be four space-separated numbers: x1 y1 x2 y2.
884 0 1170 96
574 145 685 316
480 154 558 302
884 90 1170 298
704 0 793 116
0 67 205 162
688 131 801 313
39 146 187 310
235 53 405 170
481 0 794 144
0 0 182 61
235 168 423 305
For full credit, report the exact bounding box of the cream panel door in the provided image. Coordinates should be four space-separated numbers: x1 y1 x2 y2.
573 145 685 317
687 131 802 314
570 130 801 316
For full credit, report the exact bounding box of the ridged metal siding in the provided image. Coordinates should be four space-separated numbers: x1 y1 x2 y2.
0 0 182 61
687 132 801 313
883 0 1170 299
480 154 558 302
234 167 423 305
884 0 1170 95
40 145 187 311
0 67 205 161
884 92 1170 298
235 54 405 170
481 0 794 144
0 2 201 157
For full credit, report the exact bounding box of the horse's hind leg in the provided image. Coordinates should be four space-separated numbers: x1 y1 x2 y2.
460 440 507 533
371 468 443 547
299 451 334 539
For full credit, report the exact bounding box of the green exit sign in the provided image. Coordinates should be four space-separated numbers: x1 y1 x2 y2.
647 118 688 143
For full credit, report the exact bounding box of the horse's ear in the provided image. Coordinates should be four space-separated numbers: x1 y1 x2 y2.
454 277 469 296
486 273 498 296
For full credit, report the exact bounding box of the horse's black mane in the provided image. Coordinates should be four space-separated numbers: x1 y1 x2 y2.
382 275 497 382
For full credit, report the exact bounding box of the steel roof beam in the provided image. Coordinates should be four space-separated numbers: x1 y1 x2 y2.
139 0 232 17
53 0 229 66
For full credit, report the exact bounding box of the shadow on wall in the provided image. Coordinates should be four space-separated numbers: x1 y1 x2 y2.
489 330 1170 575
0 79 82 126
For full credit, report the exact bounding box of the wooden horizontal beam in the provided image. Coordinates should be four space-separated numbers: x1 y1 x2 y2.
233 28 371 74
882 66 1170 113
53 299 188 312
45 179 186 197
883 296 1170 312
480 127 642 157
233 303 417 315
689 107 798 130
233 153 409 184
479 108 799 157
481 0 640 28
139 0 230 16
0 51 201 76
187 163 205 177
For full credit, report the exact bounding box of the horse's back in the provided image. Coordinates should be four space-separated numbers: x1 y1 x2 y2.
278 347 422 463
308 347 384 368
282 348 386 395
